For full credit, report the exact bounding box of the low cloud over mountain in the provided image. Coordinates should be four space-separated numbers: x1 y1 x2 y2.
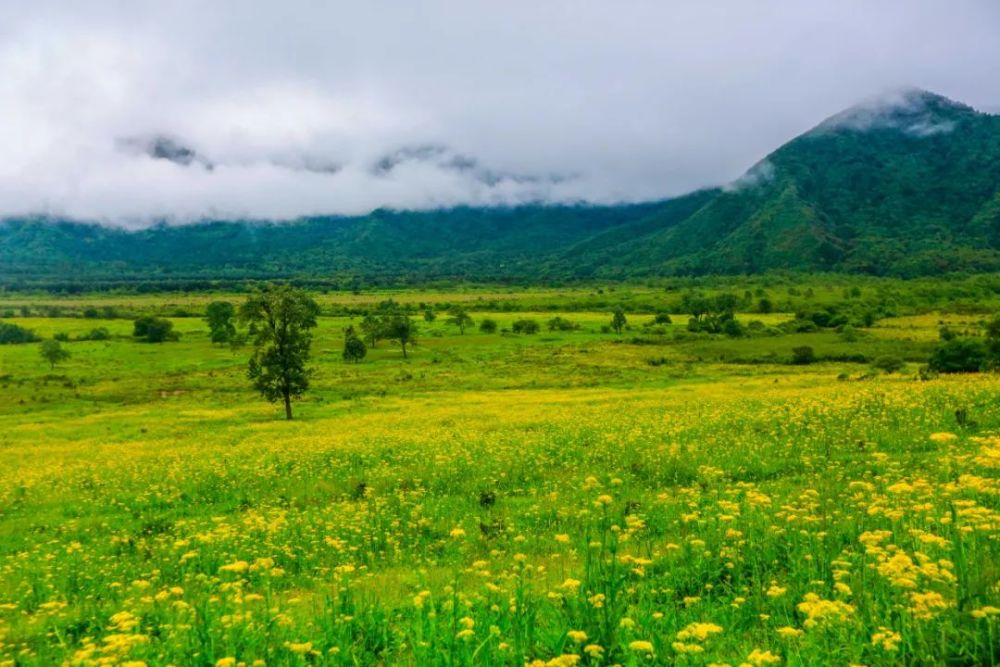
0 2 998 225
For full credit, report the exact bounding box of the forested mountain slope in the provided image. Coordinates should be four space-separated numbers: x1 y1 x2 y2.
2 89 997 286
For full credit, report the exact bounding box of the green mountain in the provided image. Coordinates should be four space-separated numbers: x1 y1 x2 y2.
600 89 1000 277
2 89 998 287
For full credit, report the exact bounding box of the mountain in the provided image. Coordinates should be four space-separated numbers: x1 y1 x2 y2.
2 89 998 287
548 89 1000 278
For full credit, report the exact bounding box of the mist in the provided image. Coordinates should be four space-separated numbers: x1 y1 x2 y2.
1 1 998 225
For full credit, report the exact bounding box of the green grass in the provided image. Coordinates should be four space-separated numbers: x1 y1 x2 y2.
0 294 998 665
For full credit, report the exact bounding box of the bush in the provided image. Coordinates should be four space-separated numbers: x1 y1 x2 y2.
781 319 819 334
511 319 540 334
479 318 498 334
547 316 577 331
79 327 111 341
927 338 987 374
53 332 71 342
871 355 905 374
791 346 816 365
721 318 745 338
343 336 367 363
0 322 40 344
652 312 673 325
840 325 859 342
133 316 179 343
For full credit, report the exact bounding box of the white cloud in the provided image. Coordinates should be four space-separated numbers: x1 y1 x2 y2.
0 1 998 224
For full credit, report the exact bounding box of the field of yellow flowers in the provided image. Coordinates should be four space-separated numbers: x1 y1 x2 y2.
0 304 998 665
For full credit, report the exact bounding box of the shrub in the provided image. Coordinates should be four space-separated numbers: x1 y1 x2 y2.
927 338 987 374
479 318 498 334
547 316 577 332
840 325 859 342
133 316 179 343
343 336 367 363
721 318 745 338
0 322 40 344
791 346 816 365
511 319 540 334
653 312 672 325
80 327 111 341
871 355 905 374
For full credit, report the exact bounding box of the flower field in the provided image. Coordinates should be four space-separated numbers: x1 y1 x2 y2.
0 301 998 666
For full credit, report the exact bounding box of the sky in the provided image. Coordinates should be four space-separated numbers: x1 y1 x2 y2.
1 0 998 225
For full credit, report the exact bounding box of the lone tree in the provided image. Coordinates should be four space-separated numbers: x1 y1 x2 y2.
39 339 70 370
205 301 237 344
385 314 418 358
239 285 319 420
447 306 474 334
611 307 627 335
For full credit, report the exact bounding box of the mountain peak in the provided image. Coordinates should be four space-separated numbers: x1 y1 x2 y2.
811 88 977 137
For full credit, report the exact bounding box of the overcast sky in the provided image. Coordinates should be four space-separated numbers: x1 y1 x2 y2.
1 1 998 224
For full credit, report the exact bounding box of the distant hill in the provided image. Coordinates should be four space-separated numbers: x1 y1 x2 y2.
2 89 998 287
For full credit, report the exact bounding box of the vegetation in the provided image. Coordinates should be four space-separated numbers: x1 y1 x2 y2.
239 285 320 419
133 316 179 343
791 345 816 365
342 332 367 363
205 300 237 344
512 318 541 334
0 321 39 344
3 93 1000 288
0 278 998 665
383 313 418 359
38 338 70 369
447 306 474 334
610 307 627 334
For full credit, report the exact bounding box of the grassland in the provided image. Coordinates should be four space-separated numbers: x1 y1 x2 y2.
0 289 998 666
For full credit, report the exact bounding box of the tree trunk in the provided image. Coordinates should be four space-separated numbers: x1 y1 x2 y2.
284 391 293 420
401 341 407 358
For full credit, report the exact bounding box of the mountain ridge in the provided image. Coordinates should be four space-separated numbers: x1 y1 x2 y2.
2 89 999 286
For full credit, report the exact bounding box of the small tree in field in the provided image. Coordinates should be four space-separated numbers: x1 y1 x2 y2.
40 339 70 370
239 285 319 420
360 314 382 348
343 335 367 363
611 307 627 334
479 318 498 333
205 301 237 344
385 314 417 358
447 307 474 334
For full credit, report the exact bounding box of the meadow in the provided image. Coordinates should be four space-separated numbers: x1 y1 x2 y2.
0 284 998 666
